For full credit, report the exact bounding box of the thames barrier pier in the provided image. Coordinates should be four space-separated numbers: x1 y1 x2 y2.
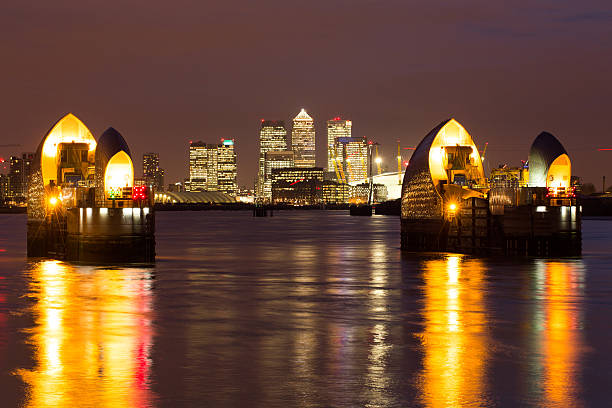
27 114 155 263
400 119 580 256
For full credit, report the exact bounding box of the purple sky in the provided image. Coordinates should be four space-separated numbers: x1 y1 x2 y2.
1 0 611 188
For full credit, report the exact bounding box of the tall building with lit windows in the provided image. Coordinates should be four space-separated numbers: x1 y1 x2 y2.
217 139 237 197
188 140 237 196
336 136 368 183
143 152 165 192
327 117 352 173
258 120 287 198
8 153 34 200
291 109 315 167
189 141 207 191
0 174 8 203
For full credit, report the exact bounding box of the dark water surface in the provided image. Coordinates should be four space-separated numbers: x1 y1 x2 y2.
1 211 612 407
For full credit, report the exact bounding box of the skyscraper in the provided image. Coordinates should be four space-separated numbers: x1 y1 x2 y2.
291 109 315 167
336 136 368 183
258 120 287 198
188 140 237 196
217 139 237 197
327 117 352 172
189 141 207 191
8 153 34 200
143 152 165 192
0 174 8 203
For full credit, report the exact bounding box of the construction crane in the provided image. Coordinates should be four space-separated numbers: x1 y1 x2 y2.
345 157 354 183
329 145 346 183
397 141 402 185
480 142 488 162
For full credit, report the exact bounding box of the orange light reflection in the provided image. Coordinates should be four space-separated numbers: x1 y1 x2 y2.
17 260 154 408
418 255 490 407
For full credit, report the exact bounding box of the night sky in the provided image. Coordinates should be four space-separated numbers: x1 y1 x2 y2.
1 0 611 188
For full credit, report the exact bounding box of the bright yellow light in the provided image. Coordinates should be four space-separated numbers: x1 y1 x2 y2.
546 154 571 189
49 197 58 206
427 119 485 194
40 114 97 187
104 151 133 193
375 157 382 164
449 203 457 211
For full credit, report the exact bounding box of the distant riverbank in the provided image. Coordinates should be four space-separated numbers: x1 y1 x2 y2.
0 206 26 214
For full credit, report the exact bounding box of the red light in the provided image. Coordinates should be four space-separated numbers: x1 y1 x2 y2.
189 140 193 144
333 116 341 121
261 118 265 122
403 147 416 150
132 186 147 200
598 149 612 151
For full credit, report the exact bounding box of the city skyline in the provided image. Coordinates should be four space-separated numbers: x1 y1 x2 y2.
1 2 610 188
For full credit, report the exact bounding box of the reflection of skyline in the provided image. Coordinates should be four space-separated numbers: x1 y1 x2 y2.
531 260 585 408
17 260 155 408
418 255 490 407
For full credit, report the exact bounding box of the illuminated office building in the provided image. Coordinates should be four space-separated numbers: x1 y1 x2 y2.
263 150 294 199
0 174 8 202
217 139 237 197
336 136 368 183
189 141 208 191
188 140 236 196
8 152 34 200
351 183 388 203
291 109 315 167
321 181 350 204
327 117 352 172
271 167 324 204
143 153 165 192
258 120 287 198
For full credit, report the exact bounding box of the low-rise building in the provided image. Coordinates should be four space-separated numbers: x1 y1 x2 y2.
351 183 388 204
321 181 350 204
271 167 324 205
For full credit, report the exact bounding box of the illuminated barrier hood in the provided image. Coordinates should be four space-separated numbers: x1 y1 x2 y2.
94 127 133 205
528 131 571 190
401 118 486 219
27 113 97 219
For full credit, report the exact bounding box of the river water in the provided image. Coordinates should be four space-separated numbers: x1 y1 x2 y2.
0 211 611 407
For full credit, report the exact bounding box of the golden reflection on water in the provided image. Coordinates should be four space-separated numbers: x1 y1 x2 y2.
364 240 392 407
17 260 154 408
418 255 489 407
533 260 584 407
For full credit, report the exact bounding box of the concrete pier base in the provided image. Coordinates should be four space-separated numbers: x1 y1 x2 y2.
401 198 581 257
27 207 155 263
